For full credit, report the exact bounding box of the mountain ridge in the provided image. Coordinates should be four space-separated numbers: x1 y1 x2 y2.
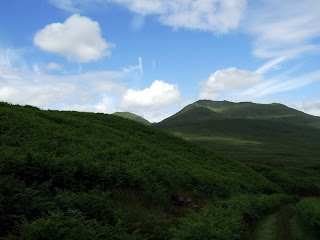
154 100 320 169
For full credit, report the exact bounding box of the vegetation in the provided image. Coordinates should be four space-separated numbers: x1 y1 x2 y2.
296 198 320 231
172 194 297 240
0 102 318 239
154 100 320 169
112 112 150 125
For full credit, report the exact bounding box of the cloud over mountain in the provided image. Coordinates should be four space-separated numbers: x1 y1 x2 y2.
119 80 181 110
200 67 263 99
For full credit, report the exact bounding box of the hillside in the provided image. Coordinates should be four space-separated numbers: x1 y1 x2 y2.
0 102 318 239
155 100 320 169
112 112 150 125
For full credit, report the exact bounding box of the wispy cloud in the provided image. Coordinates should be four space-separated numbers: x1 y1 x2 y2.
131 14 145 31
49 0 80 12
46 62 65 73
50 0 247 34
255 57 286 74
242 70 320 98
123 57 143 75
0 56 125 110
246 0 320 61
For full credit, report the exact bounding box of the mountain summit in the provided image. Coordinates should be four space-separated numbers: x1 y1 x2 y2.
154 100 320 169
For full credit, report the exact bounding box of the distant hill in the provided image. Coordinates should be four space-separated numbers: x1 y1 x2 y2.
112 111 150 125
171 100 320 127
154 100 320 169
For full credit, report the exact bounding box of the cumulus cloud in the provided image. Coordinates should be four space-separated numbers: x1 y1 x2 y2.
34 14 113 62
200 67 262 99
119 80 181 110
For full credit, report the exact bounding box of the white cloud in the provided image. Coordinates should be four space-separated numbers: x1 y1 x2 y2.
298 100 320 116
49 0 80 12
46 62 65 72
0 61 125 109
61 96 116 113
246 0 320 60
200 67 262 99
34 14 113 62
50 0 247 34
119 80 181 110
141 110 176 123
114 0 247 33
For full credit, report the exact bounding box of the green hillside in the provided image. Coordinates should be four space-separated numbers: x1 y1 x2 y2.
155 100 320 169
112 112 150 125
0 102 319 239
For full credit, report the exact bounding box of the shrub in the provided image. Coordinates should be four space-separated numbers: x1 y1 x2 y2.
296 198 320 231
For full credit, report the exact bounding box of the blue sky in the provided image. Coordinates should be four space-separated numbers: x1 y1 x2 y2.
0 0 320 122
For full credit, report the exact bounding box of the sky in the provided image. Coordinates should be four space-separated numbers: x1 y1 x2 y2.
0 0 320 122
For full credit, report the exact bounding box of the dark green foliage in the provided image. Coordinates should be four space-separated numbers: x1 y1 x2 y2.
171 206 246 240
6 210 140 240
0 102 286 238
248 164 319 195
171 194 297 240
1 102 315 239
296 198 320 231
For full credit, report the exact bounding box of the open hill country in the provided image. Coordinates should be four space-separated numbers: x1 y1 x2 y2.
1 101 320 239
1 0 320 239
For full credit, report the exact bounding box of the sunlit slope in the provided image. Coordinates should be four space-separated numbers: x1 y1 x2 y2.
112 111 150 125
155 100 320 168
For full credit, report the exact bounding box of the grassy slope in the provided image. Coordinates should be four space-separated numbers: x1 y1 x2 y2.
112 111 150 125
154 100 320 169
0 102 289 239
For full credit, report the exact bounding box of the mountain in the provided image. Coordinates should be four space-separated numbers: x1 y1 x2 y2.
112 111 150 125
168 100 320 127
154 100 320 169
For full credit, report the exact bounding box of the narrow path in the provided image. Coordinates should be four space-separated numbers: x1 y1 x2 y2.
252 213 278 240
252 205 319 240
